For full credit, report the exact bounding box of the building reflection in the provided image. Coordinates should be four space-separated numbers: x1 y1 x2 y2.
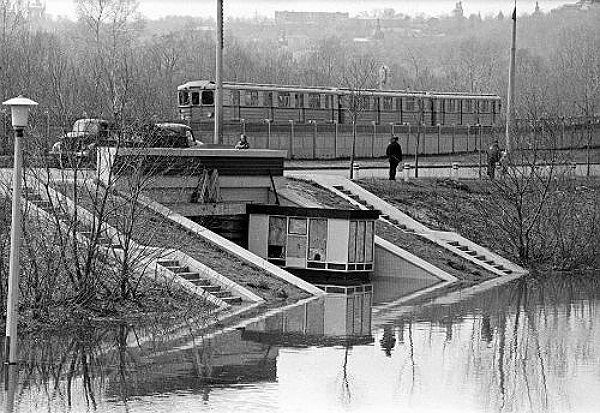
0 283 373 409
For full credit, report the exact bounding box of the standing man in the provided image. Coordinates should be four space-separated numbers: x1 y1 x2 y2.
486 140 501 179
386 136 403 180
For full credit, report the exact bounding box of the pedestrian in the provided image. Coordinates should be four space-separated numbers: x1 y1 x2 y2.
235 133 250 150
385 136 403 180
486 140 501 179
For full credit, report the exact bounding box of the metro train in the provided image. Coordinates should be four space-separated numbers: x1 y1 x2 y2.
177 80 502 126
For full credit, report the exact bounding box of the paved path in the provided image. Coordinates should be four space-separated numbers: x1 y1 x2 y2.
286 163 600 180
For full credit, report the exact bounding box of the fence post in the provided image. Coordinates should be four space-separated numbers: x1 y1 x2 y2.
264 119 271 149
288 119 294 159
414 123 423 178
452 123 456 154
437 123 441 155
586 117 591 177
561 117 565 149
390 122 395 138
371 121 376 158
477 124 482 179
241 118 246 135
333 120 338 159
569 117 574 160
466 124 470 152
310 120 317 159
404 122 410 158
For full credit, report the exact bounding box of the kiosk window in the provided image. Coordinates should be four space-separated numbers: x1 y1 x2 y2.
268 216 287 259
308 219 327 261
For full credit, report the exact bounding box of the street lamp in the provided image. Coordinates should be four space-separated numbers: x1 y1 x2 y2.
2 95 38 366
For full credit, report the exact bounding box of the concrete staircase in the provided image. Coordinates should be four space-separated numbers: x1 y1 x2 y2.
22 185 249 308
329 182 524 277
156 259 243 306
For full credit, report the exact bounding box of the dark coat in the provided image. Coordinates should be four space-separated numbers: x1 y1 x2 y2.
386 141 403 163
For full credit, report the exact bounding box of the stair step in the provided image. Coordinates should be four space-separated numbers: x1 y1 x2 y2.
332 185 344 190
466 250 478 256
366 204 375 210
493 264 506 270
483 260 495 264
157 260 180 267
447 241 460 246
457 245 470 251
196 284 222 293
475 255 487 260
212 291 233 298
221 296 243 305
163 266 190 273
380 214 389 220
176 271 200 280
502 269 513 274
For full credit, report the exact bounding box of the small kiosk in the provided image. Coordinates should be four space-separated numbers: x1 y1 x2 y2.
247 204 379 273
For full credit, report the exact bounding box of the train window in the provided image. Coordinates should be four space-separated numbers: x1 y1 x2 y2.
463 100 472 113
308 93 321 109
447 99 457 113
179 91 190 106
245 90 259 106
479 100 488 113
295 93 305 108
324 95 330 109
201 91 214 105
404 97 415 111
360 96 370 110
396 97 402 110
278 92 290 107
191 92 200 106
383 97 393 110
231 90 240 105
264 92 273 106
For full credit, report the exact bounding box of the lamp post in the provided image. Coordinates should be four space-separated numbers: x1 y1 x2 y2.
2 95 38 366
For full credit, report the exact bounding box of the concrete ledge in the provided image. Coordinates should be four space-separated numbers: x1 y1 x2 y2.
107 147 288 158
133 192 325 296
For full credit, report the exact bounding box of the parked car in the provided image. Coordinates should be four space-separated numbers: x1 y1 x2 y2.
50 118 111 168
51 120 201 168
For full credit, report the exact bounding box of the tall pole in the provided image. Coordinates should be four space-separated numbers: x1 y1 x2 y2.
505 4 517 153
214 0 224 144
5 127 24 365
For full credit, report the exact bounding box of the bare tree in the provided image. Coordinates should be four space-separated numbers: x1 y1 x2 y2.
339 54 379 179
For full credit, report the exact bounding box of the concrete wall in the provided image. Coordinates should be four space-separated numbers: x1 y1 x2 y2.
373 244 441 303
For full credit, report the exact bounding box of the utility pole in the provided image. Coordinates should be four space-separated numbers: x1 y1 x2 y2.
505 3 517 154
214 0 224 144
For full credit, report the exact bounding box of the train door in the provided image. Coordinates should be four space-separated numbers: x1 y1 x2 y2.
295 93 305 122
338 95 345 124
431 99 437 126
375 97 381 124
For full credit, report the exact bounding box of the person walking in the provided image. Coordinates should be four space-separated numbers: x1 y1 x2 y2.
235 133 250 149
386 136 403 180
486 140 501 179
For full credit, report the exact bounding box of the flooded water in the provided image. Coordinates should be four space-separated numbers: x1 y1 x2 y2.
1 273 599 413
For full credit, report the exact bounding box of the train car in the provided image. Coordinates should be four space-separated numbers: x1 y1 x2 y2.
177 80 502 127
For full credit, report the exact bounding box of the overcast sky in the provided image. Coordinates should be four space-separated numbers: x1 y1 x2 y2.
44 0 576 20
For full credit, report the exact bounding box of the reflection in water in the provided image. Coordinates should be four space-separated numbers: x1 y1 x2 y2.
2 275 600 412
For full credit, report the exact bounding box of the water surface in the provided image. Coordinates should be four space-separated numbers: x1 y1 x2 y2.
1 273 599 413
